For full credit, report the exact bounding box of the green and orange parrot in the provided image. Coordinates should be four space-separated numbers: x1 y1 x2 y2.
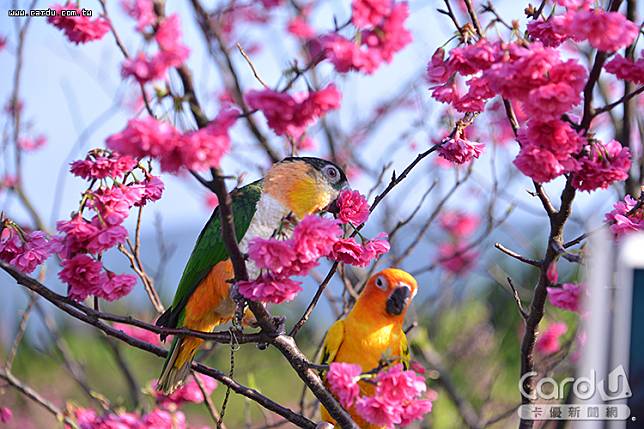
156 157 348 394
320 268 418 428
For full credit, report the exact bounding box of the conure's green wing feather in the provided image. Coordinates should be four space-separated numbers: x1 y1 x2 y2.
320 320 345 366
400 331 410 370
157 180 263 331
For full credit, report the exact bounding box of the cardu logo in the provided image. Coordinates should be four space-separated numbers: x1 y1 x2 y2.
517 366 632 421
519 365 632 401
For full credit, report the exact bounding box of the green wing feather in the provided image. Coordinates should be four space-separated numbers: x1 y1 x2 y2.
157 180 263 331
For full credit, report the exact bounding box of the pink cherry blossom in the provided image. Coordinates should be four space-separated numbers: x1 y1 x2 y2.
246 84 341 139
362 233 391 262
454 76 495 112
134 175 165 206
18 134 46 151
364 2 412 63
156 373 217 405
48 2 110 44
547 283 583 312
154 14 190 67
426 48 451 84
556 0 592 10
70 152 137 180
121 52 167 83
375 364 426 404
438 242 477 275
292 215 342 264
91 184 142 226
55 215 100 257
287 16 314 39
399 399 433 426
514 145 578 183
571 140 631 191
141 409 186 429
237 274 302 304
120 0 155 31
536 322 567 355
59 254 108 301
320 34 382 74
566 9 638 52
326 362 362 408
355 395 402 427
113 322 161 346
430 82 459 104
438 136 484 165
604 53 644 85
248 237 296 274
8 231 54 273
439 211 479 238
518 119 584 159
527 19 568 47
180 108 238 171
0 407 11 423
605 195 644 237
352 0 392 29
99 272 136 301
447 39 499 76
337 189 370 225
331 237 369 266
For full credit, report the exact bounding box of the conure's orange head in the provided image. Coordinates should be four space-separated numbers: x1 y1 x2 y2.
264 157 348 219
358 268 418 319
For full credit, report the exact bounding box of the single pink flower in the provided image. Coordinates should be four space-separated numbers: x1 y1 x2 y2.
536 322 567 355
287 16 315 39
141 408 186 429
70 152 137 180
439 211 479 238
426 47 451 84
351 0 392 29
331 237 369 266
337 189 370 225
438 137 484 165
247 237 296 274
399 399 433 426
566 9 638 52
375 364 426 404
48 2 110 44
605 195 644 237
326 362 362 408
120 0 155 31
292 215 342 264
99 272 136 301
571 140 631 191
7 231 55 273
547 283 583 313
605 53 644 85
59 254 108 301
355 395 402 427
237 274 303 304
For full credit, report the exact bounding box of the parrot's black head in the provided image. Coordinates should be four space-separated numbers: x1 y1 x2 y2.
264 157 349 219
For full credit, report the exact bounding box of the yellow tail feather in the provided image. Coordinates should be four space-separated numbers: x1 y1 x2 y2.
157 337 203 395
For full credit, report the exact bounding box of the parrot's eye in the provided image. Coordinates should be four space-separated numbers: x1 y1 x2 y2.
375 276 387 290
322 165 340 184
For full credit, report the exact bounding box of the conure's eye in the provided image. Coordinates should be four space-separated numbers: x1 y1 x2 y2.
375 276 387 290
323 165 340 183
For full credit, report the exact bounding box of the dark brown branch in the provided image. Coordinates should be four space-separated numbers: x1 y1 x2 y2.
506 277 529 321
494 243 542 267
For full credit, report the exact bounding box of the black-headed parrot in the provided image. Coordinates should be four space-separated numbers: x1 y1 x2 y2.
156 157 348 394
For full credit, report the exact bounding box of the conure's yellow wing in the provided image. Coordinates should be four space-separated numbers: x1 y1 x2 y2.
400 331 410 370
321 319 345 365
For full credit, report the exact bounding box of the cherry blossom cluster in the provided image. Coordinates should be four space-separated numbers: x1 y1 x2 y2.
547 283 583 313
239 190 388 304
605 195 644 237
55 149 164 302
106 109 239 172
604 51 644 85
427 2 637 188
437 210 479 276
319 0 412 75
0 221 55 274
121 10 190 84
69 405 194 429
48 2 110 44
326 363 433 428
246 84 341 141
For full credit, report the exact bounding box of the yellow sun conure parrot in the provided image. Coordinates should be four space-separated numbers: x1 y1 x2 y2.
156 157 348 394
320 268 418 428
